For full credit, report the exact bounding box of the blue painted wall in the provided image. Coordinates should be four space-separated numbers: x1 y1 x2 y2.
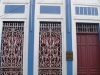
40 5 61 14
5 5 25 13
66 0 73 75
28 0 35 75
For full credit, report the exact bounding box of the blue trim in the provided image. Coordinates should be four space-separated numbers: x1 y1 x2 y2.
5 5 25 13
66 0 72 75
28 0 35 75
40 5 61 14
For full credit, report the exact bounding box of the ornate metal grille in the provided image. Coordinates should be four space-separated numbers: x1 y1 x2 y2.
76 23 99 33
39 22 62 75
0 22 24 75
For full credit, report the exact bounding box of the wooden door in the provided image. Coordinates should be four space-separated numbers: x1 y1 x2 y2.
77 34 100 75
87 35 100 75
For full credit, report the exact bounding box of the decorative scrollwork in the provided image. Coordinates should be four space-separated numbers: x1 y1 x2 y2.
39 22 62 75
39 69 62 75
0 22 24 75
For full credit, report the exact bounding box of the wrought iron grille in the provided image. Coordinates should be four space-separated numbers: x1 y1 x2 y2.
39 22 62 75
0 22 24 75
76 23 99 33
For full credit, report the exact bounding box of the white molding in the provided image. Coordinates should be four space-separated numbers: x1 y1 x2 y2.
23 19 28 75
2 0 29 4
74 18 100 21
74 19 100 23
73 16 100 21
72 21 77 75
37 16 63 19
62 0 67 74
36 0 63 4
37 2 63 4
71 1 77 75
73 3 100 7
1 15 27 19
23 4 29 75
0 19 27 21
3 2 29 4
33 3 38 75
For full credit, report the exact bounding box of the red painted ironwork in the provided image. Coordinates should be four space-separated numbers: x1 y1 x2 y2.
39 22 62 75
76 23 99 33
0 22 24 75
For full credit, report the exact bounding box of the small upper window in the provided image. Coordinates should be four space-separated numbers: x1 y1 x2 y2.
5 5 25 13
75 6 98 16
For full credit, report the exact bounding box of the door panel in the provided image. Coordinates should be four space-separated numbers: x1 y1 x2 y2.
87 35 100 75
77 34 100 75
77 34 88 75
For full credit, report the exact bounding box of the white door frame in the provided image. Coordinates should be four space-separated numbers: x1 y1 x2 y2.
34 19 66 75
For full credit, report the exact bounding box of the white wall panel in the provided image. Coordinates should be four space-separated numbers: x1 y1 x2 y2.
37 0 62 4
72 0 99 4
3 0 29 4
